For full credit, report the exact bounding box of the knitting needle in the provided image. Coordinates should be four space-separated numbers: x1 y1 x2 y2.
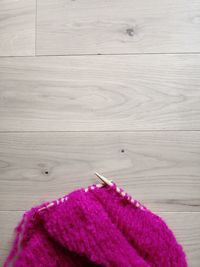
94 172 113 186
38 173 112 212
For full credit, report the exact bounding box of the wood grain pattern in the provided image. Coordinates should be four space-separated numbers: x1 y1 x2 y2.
1 211 200 266
1 1 200 266
0 54 200 131
0 131 199 212
36 0 200 55
0 0 35 56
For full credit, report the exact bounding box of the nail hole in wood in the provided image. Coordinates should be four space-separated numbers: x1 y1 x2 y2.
126 28 134 37
121 149 125 153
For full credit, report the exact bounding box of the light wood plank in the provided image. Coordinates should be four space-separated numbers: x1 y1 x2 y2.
0 211 22 266
0 54 200 131
36 0 200 55
0 131 199 211
0 211 199 266
0 0 35 56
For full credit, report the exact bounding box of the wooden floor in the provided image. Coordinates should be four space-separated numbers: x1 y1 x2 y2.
0 0 200 266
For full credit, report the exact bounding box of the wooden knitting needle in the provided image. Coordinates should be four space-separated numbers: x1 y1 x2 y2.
94 172 113 186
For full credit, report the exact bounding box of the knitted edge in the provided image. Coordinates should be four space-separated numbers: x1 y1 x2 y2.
37 181 148 214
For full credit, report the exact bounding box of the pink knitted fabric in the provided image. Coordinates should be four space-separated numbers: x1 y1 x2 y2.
4 182 187 267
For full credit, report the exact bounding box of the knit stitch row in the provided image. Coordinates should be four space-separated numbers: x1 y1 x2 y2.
39 181 146 213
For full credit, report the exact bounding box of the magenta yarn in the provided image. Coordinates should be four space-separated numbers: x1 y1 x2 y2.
4 182 187 267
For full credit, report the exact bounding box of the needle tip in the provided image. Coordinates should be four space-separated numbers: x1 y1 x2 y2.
94 172 113 186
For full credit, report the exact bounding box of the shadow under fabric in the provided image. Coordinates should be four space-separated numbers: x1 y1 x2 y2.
4 182 187 267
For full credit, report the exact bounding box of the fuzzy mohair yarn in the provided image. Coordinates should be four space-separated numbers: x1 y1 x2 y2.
4 182 187 267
